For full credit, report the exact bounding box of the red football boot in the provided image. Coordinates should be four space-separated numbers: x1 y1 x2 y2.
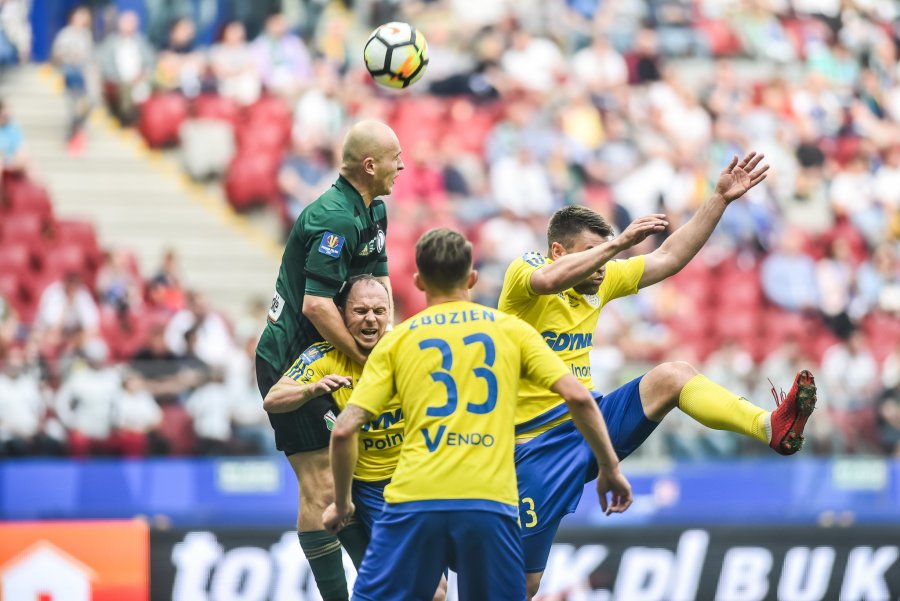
768 370 817 455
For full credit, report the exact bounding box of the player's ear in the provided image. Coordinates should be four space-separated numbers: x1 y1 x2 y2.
413 272 426 292
363 156 376 176
467 270 478 289
550 241 567 260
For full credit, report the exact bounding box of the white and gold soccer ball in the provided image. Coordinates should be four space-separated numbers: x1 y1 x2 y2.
363 22 429 89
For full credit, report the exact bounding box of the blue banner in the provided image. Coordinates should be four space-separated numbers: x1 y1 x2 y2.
3 457 899 527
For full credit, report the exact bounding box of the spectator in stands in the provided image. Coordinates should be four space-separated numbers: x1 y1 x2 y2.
500 29 565 94
856 244 900 316
821 331 882 453
113 371 164 456
97 10 154 125
761 229 819 312
228 335 275 454
815 238 856 338
0 292 18 355
55 339 121 457
571 35 628 95
489 143 555 217
252 12 313 101
154 16 205 98
184 366 234 455
292 60 345 142
0 346 62 456
131 323 188 405
148 247 185 312
96 249 143 314
51 6 95 155
164 290 235 369
209 20 261 106
34 271 100 356
0 0 30 65
278 132 337 224
877 388 900 456
0 99 27 174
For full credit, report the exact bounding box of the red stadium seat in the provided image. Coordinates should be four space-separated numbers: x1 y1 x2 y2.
194 93 240 126
223 150 282 211
0 244 34 276
4 178 53 219
54 219 101 270
138 93 190 148
245 95 292 131
158 404 196 455
235 120 290 153
0 212 46 245
42 243 89 280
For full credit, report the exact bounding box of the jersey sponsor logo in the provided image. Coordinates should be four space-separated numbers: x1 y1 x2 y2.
268 291 285 323
421 425 495 453
571 363 591 379
361 408 403 432
318 232 345 258
361 430 403 451
376 229 385 253
541 331 593 352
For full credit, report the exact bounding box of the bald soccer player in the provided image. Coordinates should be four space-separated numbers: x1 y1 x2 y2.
256 120 404 601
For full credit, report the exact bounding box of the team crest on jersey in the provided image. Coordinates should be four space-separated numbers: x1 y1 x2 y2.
318 232 345 258
583 293 601 308
324 410 337 431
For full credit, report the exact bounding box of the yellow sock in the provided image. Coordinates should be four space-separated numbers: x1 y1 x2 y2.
678 374 769 444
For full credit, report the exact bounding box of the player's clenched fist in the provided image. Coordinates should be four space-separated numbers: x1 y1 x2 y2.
595 466 633 516
323 501 356 534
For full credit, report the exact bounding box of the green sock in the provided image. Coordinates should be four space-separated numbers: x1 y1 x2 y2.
336 517 370 569
297 530 349 601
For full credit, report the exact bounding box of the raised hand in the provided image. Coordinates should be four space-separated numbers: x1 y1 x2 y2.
596 466 633 516
618 214 669 250
715 151 769 203
313 375 353 397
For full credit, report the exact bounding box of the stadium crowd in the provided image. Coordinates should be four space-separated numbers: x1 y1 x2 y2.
2 0 900 459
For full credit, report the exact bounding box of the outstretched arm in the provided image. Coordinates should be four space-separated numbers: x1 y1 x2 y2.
531 215 669 295
263 374 353 413
324 404 373 533
638 152 769 289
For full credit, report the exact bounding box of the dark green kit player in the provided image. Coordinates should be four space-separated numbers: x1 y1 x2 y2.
256 120 403 601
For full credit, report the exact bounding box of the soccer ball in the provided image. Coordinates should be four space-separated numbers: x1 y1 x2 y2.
364 22 429 89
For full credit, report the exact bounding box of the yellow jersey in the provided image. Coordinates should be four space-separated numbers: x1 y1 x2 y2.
498 252 645 438
347 300 569 515
285 342 403 482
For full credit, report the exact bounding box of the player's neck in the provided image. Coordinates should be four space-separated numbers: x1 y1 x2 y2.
339 170 375 206
425 289 470 307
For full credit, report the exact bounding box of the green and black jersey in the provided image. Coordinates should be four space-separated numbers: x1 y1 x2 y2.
256 175 389 376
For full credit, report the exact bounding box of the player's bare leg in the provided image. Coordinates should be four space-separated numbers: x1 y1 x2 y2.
527 572 543 600
433 576 448 601
289 449 349 600
637 361 817 455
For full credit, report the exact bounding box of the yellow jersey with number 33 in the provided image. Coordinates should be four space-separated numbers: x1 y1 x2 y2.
284 342 403 482
347 300 570 515
499 252 645 438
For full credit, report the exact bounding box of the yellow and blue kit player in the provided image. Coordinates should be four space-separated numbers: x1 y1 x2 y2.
324 229 631 601
500 153 817 600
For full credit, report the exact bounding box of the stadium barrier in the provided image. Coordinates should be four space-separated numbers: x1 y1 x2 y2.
2 457 898 526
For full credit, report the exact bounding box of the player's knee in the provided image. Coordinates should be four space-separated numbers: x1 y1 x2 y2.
648 361 698 406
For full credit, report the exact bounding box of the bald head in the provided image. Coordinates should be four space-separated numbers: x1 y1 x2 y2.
339 120 404 203
341 120 399 166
